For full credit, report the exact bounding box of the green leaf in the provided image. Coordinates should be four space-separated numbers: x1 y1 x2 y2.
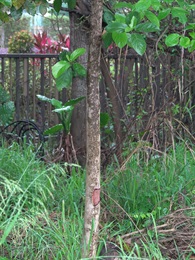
69 48 86 62
171 7 187 24
134 0 151 12
158 8 171 20
102 32 113 49
72 63 86 77
59 50 71 61
37 94 51 103
115 13 126 23
126 11 141 25
56 67 73 90
106 22 128 33
165 33 180 47
128 16 138 30
179 36 190 48
54 0 62 13
0 0 12 7
186 23 195 30
103 8 114 24
151 0 161 11
38 4 48 15
51 98 62 108
44 124 64 135
189 32 195 39
52 61 71 79
145 10 160 28
10 6 23 20
67 0 76 9
135 22 159 33
127 33 146 56
112 32 127 49
53 106 74 113
164 0 173 3
188 40 195 52
65 96 85 107
114 2 132 9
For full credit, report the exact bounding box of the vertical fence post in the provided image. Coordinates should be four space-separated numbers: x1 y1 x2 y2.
15 57 20 121
40 57 45 131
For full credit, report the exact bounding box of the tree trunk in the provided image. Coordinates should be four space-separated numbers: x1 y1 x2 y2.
70 5 89 167
82 0 103 258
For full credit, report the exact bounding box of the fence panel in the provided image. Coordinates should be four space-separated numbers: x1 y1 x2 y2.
0 53 65 131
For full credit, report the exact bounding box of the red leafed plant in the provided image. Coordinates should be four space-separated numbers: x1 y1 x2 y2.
34 31 70 54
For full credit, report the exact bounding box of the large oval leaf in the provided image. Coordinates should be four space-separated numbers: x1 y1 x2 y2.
106 22 128 33
135 22 159 33
44 124 64 136
103 8 114 24
53 106 74 113
188 40 195 52
102 32 113 49
56 67 73 90
158 8 171 20
51 98 62 108
145 10 159 28
179 36 190 48
72 63 86 77
171 7 187 24
37 94 52 103
52 61 71 79
65 96 85 107
69 48 86 62
165 33 180 47
112 32 127 49
127 33 146 55
134 0 151 12
53 0 62 13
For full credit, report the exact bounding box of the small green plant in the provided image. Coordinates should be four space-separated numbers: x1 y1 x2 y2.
37 48 86 163
52 48 86 90
8 30 34 53
37 95 85 136
0 85 15 126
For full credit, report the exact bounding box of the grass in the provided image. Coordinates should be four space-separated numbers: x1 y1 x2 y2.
0 141 195 259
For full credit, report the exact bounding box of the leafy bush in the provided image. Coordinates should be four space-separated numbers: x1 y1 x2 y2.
0 85 15 126
8 30 34 53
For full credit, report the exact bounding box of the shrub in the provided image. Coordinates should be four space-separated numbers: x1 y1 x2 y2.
34 31 70 53
8 30 34 53
0 85 15 126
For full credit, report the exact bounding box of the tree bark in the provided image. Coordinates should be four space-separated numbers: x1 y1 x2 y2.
82 0 103 258
70 2 89 166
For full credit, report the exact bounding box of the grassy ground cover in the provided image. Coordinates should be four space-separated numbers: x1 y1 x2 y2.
0 141 195 259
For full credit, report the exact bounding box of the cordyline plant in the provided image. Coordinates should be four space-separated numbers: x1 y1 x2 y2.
37 48 86 163
34 31 70 54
